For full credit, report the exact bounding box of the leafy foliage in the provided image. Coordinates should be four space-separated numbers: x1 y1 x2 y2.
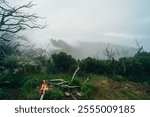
80 57 106 74
3 55 42 74
0 50 150 99
51 52 77 72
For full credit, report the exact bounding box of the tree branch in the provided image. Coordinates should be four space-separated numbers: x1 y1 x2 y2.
0 0 45 42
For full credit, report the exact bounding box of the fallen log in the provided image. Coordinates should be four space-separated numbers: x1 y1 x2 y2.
70 93 77 100
71 66 80 82
48 79 80 89
49 79 65 82
61 85 80 89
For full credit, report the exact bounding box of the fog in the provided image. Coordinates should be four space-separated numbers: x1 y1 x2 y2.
49 39 137 59
12 0 150 55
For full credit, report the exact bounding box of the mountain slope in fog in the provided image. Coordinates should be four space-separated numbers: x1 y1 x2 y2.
50 39 137 59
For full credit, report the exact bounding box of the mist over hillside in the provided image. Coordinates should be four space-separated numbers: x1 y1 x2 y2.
50 39 137 59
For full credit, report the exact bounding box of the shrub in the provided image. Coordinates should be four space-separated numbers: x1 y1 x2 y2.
51 52 77 73
81 82 98 99
44 87 64 100
4 55 42 74
80 57 107 75
0 88 8 99
20 78 40 99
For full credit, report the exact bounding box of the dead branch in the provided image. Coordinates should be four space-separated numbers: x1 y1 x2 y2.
61 85 80 89
135 39 143 54
48 79 80 89
49 79 65 82
122 49 128 57
83 77 89 83
71 66 80 82
103 44 115 60
40 90 45 100
70 93 77 100
40 67 81 100
116 48 128 58
0 0 45 41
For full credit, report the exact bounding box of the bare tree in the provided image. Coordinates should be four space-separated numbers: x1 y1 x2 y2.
103 44 115 60
135 39 143 54
20 44 47 58
122 49 128 57
116 48 128 58
0 0 44 42
116 48 128 74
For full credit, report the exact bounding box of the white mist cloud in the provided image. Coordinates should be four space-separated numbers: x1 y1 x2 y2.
13 0 150 51
103 32 149 39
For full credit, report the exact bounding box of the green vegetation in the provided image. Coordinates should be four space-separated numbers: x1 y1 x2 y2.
0 51 150 100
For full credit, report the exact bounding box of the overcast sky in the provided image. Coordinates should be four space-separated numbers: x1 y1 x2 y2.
15 0 150 51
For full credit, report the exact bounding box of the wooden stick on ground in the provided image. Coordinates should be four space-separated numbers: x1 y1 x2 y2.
40 90 45 100
71 66 80 82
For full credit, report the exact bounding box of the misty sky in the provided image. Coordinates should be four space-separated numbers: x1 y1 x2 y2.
15 0 150 51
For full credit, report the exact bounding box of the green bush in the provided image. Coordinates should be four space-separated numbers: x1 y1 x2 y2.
0 88 8 99
71 78 82 86
81 82 98 99
51 52 77 73
80 57 109 75
4 55 42 74
44 87 64 100
20 78 40 99
0 73 25 88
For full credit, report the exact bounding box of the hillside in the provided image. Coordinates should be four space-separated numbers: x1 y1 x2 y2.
50 39 137 59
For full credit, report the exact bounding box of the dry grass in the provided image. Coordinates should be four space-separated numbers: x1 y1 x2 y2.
89 75 150 100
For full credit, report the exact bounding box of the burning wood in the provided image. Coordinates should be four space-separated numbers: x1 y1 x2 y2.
39 80 50 100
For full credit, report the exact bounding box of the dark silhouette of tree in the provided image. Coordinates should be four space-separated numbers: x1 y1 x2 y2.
116 48 128 58
135 39 143 54
103 44 115 60
0 0 44 42
0 0 45 62
103 44 116 75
